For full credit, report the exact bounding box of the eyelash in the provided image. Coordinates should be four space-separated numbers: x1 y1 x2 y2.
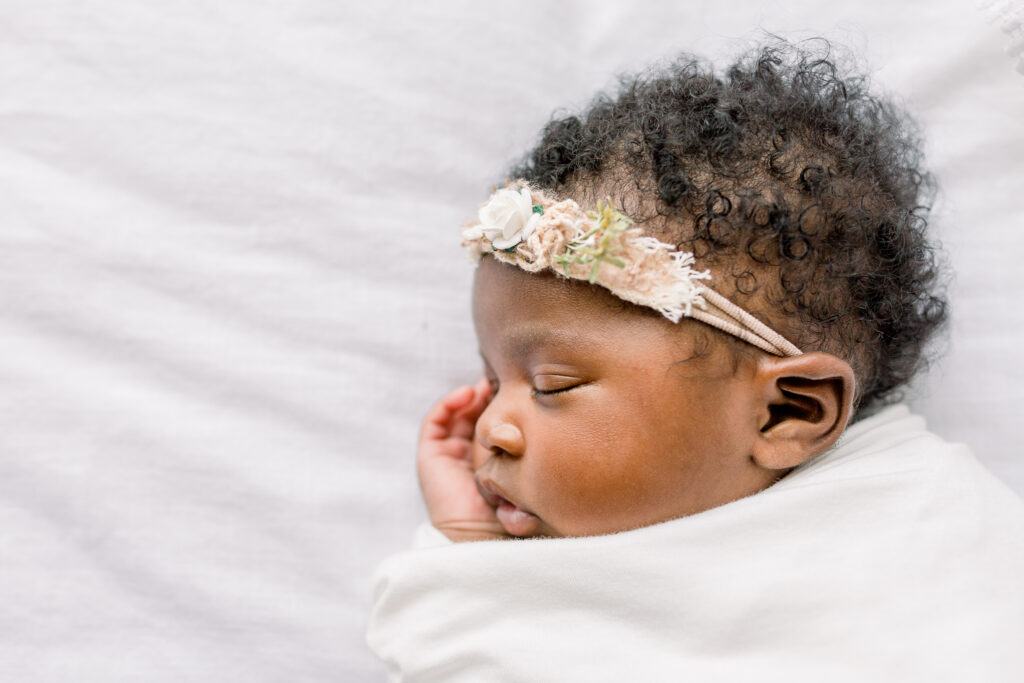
531 384 579 397
485 378 581 398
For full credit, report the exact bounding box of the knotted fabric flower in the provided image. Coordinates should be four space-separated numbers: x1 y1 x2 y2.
462 187 539 250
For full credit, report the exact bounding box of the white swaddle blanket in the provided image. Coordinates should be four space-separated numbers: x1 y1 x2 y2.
367 405 1024 682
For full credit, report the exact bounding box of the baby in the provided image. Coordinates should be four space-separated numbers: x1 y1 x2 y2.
370 42 1024 681
420 42 939 542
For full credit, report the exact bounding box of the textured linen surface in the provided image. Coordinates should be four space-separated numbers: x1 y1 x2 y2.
1 1 1022 681
368 406 1024 682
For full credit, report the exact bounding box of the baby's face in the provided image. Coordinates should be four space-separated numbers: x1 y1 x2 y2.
471 258 781 538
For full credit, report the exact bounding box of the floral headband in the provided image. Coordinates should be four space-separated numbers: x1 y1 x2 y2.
461 184 802 357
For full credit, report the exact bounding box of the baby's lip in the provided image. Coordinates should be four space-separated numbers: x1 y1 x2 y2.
475 477 541 537
475 476 514 509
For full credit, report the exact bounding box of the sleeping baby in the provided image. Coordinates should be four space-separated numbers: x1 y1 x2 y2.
368 41 1024 681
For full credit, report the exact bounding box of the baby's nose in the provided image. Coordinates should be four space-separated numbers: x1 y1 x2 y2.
479 421 524 457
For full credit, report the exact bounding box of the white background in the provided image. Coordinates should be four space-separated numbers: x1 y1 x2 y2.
1 1 1021 680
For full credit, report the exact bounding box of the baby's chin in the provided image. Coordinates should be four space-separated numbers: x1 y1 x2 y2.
494 507 571 539
492 498 695 539
522 512 697 540
499 514 656 540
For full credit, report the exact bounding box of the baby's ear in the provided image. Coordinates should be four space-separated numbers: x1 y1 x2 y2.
750 352 855 471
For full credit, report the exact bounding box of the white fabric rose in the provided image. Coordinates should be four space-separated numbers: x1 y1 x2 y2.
463 187 540 249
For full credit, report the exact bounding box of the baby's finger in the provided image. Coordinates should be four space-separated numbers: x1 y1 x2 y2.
440 384 477 412
474 376 493 403
420 385 475 440
460 377 493 418
448 378 493 440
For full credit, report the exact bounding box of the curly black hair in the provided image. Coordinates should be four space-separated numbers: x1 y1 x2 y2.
509 40 948 414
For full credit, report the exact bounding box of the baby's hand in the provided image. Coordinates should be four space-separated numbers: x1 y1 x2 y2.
417 379 510 542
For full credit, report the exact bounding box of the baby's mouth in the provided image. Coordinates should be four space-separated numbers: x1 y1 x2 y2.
475 477 540 537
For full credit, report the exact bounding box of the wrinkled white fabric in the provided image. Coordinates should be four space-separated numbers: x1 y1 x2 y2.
368 406 1024 682
3 3 1024 680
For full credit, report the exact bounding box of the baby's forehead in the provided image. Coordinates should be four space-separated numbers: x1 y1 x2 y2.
473 258 662 332
473 259 725 369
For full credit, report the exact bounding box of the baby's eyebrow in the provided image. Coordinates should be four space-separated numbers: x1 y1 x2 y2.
501 326 583 359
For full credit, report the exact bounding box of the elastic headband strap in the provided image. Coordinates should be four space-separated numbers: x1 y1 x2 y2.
693 288 802 356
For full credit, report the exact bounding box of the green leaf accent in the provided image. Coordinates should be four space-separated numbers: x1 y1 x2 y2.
553 198 633 282
532 205 544 215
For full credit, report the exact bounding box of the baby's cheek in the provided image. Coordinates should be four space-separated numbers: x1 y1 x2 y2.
537 441 654 519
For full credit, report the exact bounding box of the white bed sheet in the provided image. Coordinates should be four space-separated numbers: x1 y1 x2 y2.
1 1 1021 680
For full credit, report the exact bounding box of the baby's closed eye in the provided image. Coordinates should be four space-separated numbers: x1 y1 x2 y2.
532 374 586 395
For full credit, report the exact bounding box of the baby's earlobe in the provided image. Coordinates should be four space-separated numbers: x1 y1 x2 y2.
751 353 856 470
